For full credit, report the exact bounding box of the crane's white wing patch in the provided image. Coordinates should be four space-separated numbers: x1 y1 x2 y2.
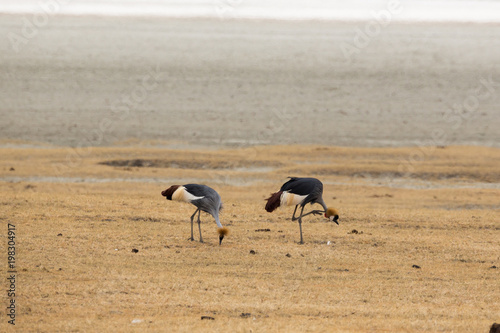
280 191 307 207
172 186 204 202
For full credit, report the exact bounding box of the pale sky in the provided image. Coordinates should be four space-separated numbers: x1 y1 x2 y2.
0 0 500 22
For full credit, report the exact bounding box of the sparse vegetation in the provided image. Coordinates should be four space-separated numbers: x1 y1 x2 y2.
0 145 498 332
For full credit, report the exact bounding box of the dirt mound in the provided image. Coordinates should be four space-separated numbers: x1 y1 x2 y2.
100 159 279 170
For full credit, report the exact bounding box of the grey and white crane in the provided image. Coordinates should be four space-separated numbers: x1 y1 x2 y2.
161 184 228 245
265 177 339 244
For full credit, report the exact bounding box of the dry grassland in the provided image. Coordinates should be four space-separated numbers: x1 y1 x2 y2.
0 145 499 332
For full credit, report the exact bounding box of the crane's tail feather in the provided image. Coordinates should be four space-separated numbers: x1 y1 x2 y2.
161 185 180 201
265 191 282 212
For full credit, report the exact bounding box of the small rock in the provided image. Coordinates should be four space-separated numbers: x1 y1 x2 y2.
349 229 358 234
255 229 271 232
132 249 139 253
240 313 251 318
57 233 63 236
249 250 256 255
285 253 291 258
9 167 15 171
490 323 500 333
131 319 143 324
412 265 421 269
201 316 215 320
489 265 497 269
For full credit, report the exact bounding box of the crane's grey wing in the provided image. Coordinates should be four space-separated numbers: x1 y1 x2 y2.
184 184 221 215
281 177 323 207
183 184 212 197
280 177 322 196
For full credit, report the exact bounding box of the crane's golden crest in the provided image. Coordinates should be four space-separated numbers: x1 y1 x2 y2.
325 207 339 217
218 227 229 236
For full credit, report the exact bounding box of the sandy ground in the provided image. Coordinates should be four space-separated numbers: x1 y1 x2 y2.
0 145 499 332
1 15 500 148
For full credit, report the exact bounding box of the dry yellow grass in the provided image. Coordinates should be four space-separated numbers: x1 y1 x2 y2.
1 145 499 332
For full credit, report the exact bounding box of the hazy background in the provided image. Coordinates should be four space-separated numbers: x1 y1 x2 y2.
1 0 499 148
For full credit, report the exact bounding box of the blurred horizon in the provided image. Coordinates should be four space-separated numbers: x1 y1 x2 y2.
1 0 500 23
1 1 499 148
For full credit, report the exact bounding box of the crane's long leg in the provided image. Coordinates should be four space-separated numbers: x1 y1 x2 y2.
298 205 305 244
197 209 203 243
291 206 324 221
189 208 199 241
290 204 325 244
299 209 325 218
291 205 298 220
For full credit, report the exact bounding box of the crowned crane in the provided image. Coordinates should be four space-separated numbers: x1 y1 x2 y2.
265 177 339 244
161 184 228 245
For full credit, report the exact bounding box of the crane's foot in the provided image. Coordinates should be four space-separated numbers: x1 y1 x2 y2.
199 239 204 243
188 237 195 241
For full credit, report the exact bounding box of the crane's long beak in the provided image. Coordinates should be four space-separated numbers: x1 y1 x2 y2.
219 235 224 245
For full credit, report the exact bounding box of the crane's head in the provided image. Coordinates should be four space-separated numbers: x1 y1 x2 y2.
325 208 339 225
218 227 229 245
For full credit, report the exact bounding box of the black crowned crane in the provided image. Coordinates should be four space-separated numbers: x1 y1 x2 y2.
161 184 228 245
265 177 339 244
